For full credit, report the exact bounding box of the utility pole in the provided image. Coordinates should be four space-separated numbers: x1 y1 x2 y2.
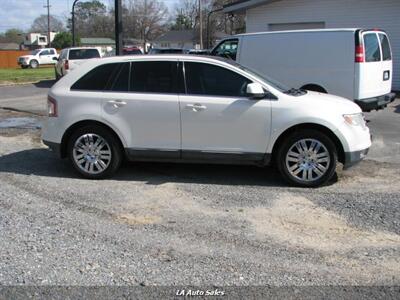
72 0 80 46
115 0 123 55
199 0 203 49
44 0 51 47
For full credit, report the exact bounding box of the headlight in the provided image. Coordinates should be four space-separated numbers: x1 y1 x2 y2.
343 113 366 129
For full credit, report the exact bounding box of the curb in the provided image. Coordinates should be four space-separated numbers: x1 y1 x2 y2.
0 79 54 87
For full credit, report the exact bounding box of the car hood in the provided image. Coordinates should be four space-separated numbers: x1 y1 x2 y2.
19 55 34 59
299 91 361 114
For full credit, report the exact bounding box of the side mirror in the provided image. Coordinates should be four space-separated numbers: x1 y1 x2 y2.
246 83 266 99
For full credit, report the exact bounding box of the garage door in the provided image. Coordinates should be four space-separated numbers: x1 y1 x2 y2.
268 22 325 31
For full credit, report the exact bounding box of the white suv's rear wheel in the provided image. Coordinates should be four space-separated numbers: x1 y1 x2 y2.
277 129 337 187
68 125 122 179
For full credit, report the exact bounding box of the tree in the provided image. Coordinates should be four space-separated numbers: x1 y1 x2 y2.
123 0 169 45
68 0 113 38
52 32 80 49
170 13 192 30
0 28 24 43
31 15 65 33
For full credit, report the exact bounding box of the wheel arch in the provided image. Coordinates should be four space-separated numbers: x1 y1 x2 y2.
301 84 327 93
60 120 125 158
270 123 345 165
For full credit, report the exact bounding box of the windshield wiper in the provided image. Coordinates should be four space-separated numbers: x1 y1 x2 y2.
284 88 307 96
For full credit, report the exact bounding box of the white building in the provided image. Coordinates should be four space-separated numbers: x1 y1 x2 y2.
223 0 400 90
24 32 57 48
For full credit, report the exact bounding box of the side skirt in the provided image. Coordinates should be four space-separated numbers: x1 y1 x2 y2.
125 148 271 166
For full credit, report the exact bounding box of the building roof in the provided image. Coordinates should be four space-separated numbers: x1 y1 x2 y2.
223 0 281 13
0 42 20 50
80 37 115 45
154 30 196 43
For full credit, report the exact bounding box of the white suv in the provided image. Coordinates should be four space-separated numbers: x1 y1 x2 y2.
55 47 101 80
42 55 371 187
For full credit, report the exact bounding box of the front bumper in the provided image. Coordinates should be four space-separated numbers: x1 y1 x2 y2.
42 140 62 158
355 92 396 112
343 147 369 169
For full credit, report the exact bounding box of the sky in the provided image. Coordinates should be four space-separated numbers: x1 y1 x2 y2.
0 0 179 33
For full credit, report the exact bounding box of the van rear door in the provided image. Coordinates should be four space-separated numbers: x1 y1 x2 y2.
355 30 392 100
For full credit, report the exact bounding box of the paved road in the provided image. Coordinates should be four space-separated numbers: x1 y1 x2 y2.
0 81 53 114
0 83 399 289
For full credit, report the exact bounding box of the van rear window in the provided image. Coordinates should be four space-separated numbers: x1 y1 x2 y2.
379 34 392 61
363 33 381 62
69 49 100 60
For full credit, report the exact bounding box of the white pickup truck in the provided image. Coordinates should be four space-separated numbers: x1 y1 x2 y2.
17 48 58 69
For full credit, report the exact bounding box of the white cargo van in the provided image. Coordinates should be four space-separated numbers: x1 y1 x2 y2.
210 29 395 111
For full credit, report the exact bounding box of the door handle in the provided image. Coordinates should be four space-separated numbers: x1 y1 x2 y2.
186 103 207 111
107 100 127 108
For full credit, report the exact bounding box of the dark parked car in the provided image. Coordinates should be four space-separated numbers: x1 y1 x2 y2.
148 48 185 54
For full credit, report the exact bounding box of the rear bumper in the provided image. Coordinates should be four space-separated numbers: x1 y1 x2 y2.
343 147 369 169
355 92 396 112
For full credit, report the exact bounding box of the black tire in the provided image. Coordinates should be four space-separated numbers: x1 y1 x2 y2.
276 129 337 187
67 125 123 179
21 65 28 69
30 59 39 69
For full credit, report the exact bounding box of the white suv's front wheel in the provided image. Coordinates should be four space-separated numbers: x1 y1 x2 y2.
68 125 122 179
277 129 337 187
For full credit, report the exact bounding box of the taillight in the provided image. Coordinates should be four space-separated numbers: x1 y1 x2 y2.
64 59 69 70
355 45 364 63
48 95 57 117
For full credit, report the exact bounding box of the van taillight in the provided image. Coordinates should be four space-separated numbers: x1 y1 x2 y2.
64 59 69 70
355 45 364 63
48 95 57 117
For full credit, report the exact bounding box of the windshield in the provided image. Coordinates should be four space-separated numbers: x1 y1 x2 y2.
223 59 290 92
30 49 41 55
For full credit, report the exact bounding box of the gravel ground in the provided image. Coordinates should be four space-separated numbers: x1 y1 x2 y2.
0 108 399 294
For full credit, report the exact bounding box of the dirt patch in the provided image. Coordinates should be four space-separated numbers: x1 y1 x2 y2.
337 160 400 192
116 213 161 225
245 193 400 252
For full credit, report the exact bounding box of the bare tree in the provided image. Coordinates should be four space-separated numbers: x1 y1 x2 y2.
123 0 169 46
31 15 65 33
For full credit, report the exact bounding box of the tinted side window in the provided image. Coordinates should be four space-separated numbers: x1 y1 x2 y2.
71 63 120 91
49 49 55 55
184 62 251 97
211 39 238 60
40 50 49 56
109 63 130 92
130 61 182 94
379 33 391 61
364 33 381 62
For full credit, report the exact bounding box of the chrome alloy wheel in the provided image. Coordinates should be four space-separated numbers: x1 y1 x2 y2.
72 134 112 174
285 138 331 182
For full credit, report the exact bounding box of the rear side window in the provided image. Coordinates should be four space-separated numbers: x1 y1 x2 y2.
69 49 100 60
130 61 182 94
184 62 251 97
379 33 392 61
109 63 130 92
71 63 121 91
363 33 381 62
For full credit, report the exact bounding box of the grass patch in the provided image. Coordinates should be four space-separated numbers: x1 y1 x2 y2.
0 67 54 84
